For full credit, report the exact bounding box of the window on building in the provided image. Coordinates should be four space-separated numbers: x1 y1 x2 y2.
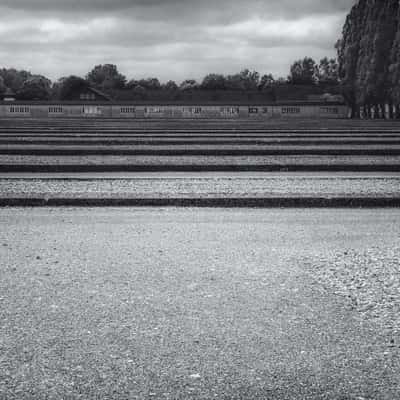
83 106 102 115
320 107 339 114
145 107 162 113
220 107 239 114
49 107 63 113
184 107 202 114
249 107 258 114
120 107 136 114
9 106 30 113
282 107 301 114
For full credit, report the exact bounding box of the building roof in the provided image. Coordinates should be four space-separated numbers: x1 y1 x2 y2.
86 87 113 102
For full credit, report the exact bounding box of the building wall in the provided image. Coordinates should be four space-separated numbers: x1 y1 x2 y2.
0 103 349 119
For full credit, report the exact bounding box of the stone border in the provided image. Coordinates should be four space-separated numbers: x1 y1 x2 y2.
0 197 399 208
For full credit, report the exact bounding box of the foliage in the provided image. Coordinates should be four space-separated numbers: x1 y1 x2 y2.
17 75 52 100
201 74 227 90
132 85 147 98
317 58 339 85
162 80 178 91
179 79 199 91
0 68 32 92
389 7 400 105
289 57 318 85
57 76 89 100
225 69 260 90
337 0 400 116
138 78 161 91
127 78 162 91
259 74 275 89
0 76 5 94
86 64 126 91
0 58 342 101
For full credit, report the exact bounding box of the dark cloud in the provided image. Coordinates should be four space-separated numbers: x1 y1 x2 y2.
0 0 355 81
2 0 354 20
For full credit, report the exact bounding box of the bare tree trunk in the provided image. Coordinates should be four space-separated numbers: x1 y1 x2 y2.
396 104 400 119
372 104 377 119
367 104 372 119
380 104 386 119
389 103 394 119
350 104 357 118
378 104 383 119
364 105 368 119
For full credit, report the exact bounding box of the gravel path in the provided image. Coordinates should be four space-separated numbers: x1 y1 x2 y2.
0 208 399 399
0 176 399 198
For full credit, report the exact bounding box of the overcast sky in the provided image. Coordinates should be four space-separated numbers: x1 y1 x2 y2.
0 0 355 83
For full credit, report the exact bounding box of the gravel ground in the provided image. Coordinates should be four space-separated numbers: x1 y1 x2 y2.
0 208 399 399
0 176 399 198
1 155 400 165
304 247 400 334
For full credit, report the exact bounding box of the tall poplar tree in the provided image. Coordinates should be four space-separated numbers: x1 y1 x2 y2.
389 5 400 118
361 0 398 117
337 0 368 117
338 0 400 118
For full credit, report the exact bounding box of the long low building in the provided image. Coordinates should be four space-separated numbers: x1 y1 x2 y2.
0 101 349 119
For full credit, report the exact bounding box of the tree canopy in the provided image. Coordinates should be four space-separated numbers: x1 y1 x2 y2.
201 74 227 90
337 0 400 117
17 75 52 100
289 57 317 85
0 76 6 94
317 58 339 85
57 76 90 100
0 68 32 93
1 56 341 101
86 64 126 91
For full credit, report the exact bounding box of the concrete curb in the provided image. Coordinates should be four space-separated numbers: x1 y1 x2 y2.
2 149 400 156
1 165 400 173
1 197 399 208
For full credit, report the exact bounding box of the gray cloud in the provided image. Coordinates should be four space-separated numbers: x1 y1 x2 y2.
1 0 353 16
0 0 355 81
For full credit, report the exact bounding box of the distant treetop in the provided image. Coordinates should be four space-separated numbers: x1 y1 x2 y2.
0 58 342 102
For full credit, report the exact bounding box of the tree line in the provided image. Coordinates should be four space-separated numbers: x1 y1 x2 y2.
337 0 400 118
0 57 339 102
5 1 399 114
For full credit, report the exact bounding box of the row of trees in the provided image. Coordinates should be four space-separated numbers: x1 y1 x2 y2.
0 57 339 101
85 58 338 93
0 69 52 100
337 0 400 118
